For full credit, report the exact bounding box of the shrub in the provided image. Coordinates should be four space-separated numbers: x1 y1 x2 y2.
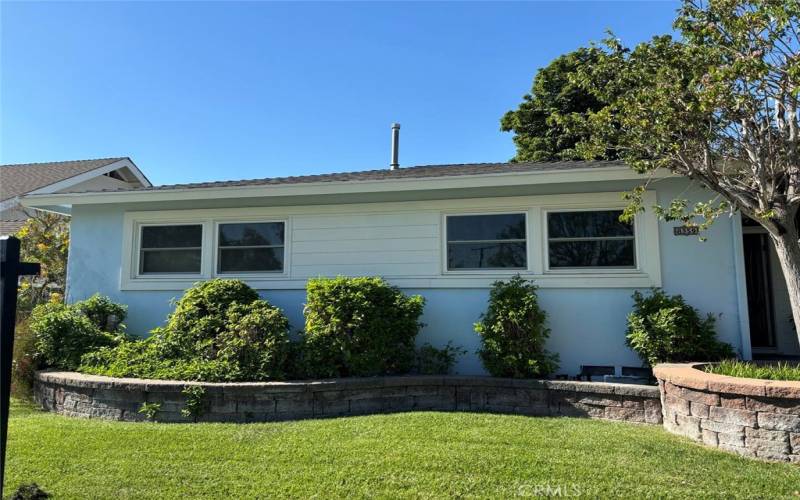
181 386 207 421
80 279 291 382
625 289 735 367
30 299 122 371
475 276 558 378
73 294 127 332
302 276 425 377
11 319 39 399
414 342 466 375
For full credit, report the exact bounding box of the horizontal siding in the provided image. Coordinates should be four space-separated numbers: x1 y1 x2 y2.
290 212 440 277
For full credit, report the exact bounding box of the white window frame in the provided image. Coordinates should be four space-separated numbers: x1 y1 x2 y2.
213 220 287 276
442 211 530 274
136 222 205 277
543 207 639 273
122 209 291 290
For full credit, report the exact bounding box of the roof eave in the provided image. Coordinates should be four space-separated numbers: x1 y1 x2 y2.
21 165 672 209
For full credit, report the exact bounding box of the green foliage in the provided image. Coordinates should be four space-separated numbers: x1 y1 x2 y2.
705 360 800 381
12 320 38 399
501 47 614 162
138 402 162 421
80 279 291 382
302 276 425 377
414 342 466 375
625 290 735 367
73 294 127 332
181 386 207 421
475 276 558 378
9 483 50 500
30 297 123 371
15 211 69 317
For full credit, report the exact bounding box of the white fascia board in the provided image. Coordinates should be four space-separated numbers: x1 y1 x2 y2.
27 158 152 197
21 166 675 209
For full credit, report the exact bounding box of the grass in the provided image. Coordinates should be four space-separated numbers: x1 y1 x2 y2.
4 400 800 499
704 359 800 381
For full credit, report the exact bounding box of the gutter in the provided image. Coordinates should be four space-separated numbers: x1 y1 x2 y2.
21 166 673 209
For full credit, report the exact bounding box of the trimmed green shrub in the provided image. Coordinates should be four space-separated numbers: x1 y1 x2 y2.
626 289 735 367
30 298 123 371
80 279 291 382
302 276 425 377
476 276 558 378
414 342 466 375
73 294 127 332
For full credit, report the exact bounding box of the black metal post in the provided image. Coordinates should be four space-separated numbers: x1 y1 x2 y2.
0 236 40 496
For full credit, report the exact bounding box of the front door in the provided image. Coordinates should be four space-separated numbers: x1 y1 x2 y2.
743 232 776 349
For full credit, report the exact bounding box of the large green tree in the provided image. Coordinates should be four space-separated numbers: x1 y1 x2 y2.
501 48 614 162
571 0 800 336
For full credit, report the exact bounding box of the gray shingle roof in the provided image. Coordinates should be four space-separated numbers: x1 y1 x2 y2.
0 157 126 202
0 219 26 236
130 160 626 193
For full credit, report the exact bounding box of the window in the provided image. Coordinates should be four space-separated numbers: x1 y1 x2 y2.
139 224 202 274
547 210 635 269
446 213 526 270
217 222 285 273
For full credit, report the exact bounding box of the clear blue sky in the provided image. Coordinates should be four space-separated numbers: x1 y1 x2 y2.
1 1 679 186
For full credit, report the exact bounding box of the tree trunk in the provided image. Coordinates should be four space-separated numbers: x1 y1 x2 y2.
769 226 800 343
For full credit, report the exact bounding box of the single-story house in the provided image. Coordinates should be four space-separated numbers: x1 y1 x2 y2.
21 159 797 375
0 157 150 235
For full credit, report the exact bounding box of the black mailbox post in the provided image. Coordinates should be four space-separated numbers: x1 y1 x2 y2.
0 236 40 496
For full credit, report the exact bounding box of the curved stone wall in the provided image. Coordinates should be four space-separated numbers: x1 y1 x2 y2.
654 363 800 463
34 371 662 424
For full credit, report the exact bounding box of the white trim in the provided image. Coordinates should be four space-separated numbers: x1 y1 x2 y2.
23 166 673 208
118 191 662 291
732 212 753 360
27 158 151 196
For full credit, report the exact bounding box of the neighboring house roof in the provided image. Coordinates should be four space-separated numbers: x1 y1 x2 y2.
0 157 132 202
0 219 27 236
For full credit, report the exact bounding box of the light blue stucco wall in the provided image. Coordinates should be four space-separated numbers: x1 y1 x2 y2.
66 178 745 376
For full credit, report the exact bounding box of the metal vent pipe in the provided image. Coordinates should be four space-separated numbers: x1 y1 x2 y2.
390 123 400 170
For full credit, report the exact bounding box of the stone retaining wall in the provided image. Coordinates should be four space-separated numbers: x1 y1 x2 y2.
655 363 800 463
33 371 662 425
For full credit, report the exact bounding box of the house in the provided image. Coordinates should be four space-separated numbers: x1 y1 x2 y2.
0 157 150 235
20 158 797 375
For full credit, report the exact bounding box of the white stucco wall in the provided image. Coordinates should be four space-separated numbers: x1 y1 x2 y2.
65 177 746 376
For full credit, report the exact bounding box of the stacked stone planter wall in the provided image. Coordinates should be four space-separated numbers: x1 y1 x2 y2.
655 363 800 463
33 371 662 425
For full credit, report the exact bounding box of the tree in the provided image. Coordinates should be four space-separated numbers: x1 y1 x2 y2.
571 0 800 335
500 47 615 162
14 211 69 315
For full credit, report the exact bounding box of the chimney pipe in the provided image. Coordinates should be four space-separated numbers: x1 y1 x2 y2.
390 123 400 170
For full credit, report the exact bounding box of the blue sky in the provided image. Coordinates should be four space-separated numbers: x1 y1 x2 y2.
1 1 679 185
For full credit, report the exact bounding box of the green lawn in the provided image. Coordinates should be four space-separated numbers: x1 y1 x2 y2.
4 401 800 499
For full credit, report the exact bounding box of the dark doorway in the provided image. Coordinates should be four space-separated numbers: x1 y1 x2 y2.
743 232 776 349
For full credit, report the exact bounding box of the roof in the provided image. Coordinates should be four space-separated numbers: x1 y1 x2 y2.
0 219 26 236
0 157 127 202
123 160 628 193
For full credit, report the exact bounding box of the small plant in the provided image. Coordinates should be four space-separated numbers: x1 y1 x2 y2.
10 483 50 499
181 385 207 421
414 342 466 375
302 276 425 378
138 402 162 421
704 360 800 381
476 276 559 378
626 289 735 367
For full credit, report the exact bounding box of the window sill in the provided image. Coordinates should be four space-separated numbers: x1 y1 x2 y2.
119 271 659 291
